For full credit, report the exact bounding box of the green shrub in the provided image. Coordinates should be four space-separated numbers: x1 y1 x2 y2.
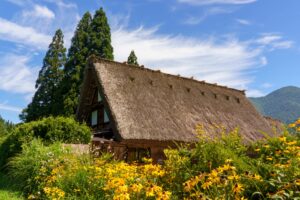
15 116 91 144
9 139 71 197
0 116 91 170
0 116 14 137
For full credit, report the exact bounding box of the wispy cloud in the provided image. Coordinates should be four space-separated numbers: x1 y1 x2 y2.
112 25 293 98
246 89 265 97
22 4 55 20
112 26 265 90
4 0 79 48
256 33 293 50
261 83 272 89
0 17 51 49
178 0 257 6
183 7 233 25
0 54 38 94
236 18 251 25
0 102 22 112
5 0 30 6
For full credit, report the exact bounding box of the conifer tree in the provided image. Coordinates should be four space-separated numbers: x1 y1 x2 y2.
57 12 92 116
57 8 114 116
89 7 114 60
127 50 139 65
20 29 66 122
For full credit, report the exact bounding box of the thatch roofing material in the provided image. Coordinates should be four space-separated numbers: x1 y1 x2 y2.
78 57 273 143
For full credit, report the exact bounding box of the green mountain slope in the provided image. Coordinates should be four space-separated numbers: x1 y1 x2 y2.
250 86 300 124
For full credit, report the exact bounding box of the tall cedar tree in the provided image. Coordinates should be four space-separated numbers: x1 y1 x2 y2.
56 8 114 116
89 7 114 60
20 29 66 122
127 50 139 65
56 12 92 116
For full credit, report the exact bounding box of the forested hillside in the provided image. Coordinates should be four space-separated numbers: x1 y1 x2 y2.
250 86 300 123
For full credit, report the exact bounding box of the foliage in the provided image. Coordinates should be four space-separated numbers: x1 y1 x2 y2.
89 7 114 60
9 139 71 197
20 29 67 122
250 86 300 123
22 149 170 200
127 50 139 65
5 119 300 199
57 12 93 116
0 116 14 137
0 172 23 200
14 116 91 144
49 7 114 117
0 116 90 170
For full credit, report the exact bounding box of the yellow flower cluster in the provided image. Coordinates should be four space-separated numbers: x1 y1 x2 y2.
100 159 171 200
43 186 65 200
288 118 300 132
182 159 265 200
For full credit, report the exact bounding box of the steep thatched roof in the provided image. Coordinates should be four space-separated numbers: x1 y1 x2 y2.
77 57 273 143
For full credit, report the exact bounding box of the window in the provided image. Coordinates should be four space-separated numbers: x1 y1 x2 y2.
91 110 98 126
104 109 109 123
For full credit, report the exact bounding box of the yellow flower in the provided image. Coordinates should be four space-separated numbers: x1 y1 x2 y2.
254 148 261 152
228 173 240 181
288 123 296 128
286 141 297 146
253 174 262 181
201 181 212 189
156 191 171 200
146 185 162 197
266 156 273 161
113 193 130 200
222 164 232 171
263 144 270 149
43 187 51 194
130 183 143 193
279 136 286 142
233 183 244 194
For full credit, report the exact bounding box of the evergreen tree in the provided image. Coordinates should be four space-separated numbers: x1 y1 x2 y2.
58 8 114 116
56 12 92 116
20 29 66 122
127 50 139 65
89 7 114 60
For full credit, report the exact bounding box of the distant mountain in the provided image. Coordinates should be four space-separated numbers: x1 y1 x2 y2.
250 86 300 124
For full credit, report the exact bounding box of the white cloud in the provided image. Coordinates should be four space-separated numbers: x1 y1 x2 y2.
260 56 268 66
112 26 264 90
256 33 293 50
0 17 51 49
5 0 29 6
0 102 22 112
0 54 38 94
261 83 272 89
22 4 55 20
236 19 251 25
183 7 233 25
246 89 265 97
178 0 257 6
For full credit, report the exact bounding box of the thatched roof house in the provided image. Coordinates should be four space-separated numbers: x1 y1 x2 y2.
77 57 273 162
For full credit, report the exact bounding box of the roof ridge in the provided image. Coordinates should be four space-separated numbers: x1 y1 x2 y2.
88 55 245 95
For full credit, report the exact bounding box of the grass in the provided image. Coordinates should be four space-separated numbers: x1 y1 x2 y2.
0 172 23 200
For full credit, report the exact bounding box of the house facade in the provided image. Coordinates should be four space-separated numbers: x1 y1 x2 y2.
76 57 274 162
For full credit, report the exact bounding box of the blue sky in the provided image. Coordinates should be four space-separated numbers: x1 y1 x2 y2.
0 0 299 123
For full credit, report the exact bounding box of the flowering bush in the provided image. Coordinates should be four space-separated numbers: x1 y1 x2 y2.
7 118 300 199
